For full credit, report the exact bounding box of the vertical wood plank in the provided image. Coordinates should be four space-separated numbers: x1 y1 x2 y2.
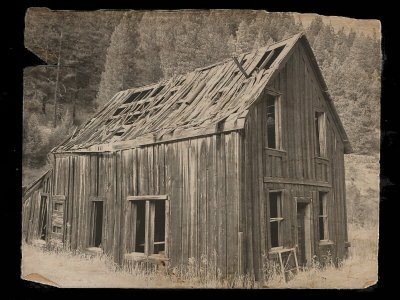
188 139 198 260
198 138 208 260
207 136 217 273
216 133 227 276
181 140 190 265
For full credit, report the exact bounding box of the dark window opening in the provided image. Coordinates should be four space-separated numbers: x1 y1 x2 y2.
53 225 62 234
54 202 63 212
154 201 166 255
91 201 103 248
135 201 146 253
270 192 279 218
266 94 280 149
318 192 328 240
315 112 326 157
269 191 283 248
38 195 48 240
270 221 279 248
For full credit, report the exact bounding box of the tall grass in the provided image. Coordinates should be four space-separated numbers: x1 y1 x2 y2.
22 223 377 288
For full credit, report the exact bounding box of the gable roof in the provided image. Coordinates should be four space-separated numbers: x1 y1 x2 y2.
52 33 351 154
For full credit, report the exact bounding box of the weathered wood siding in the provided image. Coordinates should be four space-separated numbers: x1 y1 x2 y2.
242 43 348 279
51 131 241 275
22 170 53 243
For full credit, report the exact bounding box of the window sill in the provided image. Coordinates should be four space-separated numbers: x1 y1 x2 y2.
319 240 335 246
265 148 287 153
85 247 103 255
269 247 296 255
314 156 329 162
124 252 169 265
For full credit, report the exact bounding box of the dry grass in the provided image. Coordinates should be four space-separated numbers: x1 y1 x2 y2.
265 224 378 289
21 223 378 289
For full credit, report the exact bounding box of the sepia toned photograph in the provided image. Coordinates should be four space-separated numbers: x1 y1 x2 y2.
21 9 381 288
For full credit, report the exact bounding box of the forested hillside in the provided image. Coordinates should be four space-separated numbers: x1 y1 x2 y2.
23 9 381 185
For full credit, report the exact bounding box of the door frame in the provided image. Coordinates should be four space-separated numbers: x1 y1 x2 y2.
294 197 313 266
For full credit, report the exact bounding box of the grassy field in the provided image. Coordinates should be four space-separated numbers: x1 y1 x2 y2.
21 223 378 288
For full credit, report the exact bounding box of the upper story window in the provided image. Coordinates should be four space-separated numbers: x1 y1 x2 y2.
266 94 282 149
315 111 327 157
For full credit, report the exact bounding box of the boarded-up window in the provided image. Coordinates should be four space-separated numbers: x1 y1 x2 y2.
127 195 168 256
266 94 281 149
319 192 329 240
90 199 104 248
269 191 283 248
315 112 327 157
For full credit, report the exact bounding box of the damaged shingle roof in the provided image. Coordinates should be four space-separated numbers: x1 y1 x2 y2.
52 33 351 153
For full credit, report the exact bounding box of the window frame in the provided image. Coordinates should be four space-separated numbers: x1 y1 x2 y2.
126 195 169 258
265 92 282 150
268 190 284 250
318 192 329 241
52 225 62 234
315 110 327 158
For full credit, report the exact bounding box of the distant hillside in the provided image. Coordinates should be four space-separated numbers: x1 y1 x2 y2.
345 154 379 227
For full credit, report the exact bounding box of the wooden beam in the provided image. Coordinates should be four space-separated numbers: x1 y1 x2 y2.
232 57 250 79
264 177 332 188
127 195 168 201
89 195 106 202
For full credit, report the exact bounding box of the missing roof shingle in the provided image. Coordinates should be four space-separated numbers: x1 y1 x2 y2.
124 91 141 104
256 45 285 70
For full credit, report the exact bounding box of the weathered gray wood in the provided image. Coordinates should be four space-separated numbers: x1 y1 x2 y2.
144 200 151 256
264 177 332 188
181 140 190 265
216 134 227 276
198 138 208 259
188 139 198 260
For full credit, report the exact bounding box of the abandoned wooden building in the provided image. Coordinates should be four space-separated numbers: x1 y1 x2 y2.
22 32 352 280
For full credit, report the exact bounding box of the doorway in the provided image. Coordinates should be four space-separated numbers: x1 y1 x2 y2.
38 195 48 240
90 200 104 248
296 200 312 266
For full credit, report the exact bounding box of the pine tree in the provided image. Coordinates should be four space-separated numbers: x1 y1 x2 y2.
96 13 143 107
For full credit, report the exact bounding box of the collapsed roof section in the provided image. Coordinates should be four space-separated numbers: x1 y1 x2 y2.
52 33 351 153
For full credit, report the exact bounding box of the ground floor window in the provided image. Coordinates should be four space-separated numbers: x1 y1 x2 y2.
269 191 284 248
127 195 168 256
318 192 329 241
